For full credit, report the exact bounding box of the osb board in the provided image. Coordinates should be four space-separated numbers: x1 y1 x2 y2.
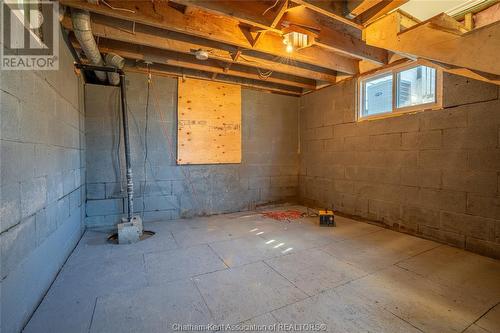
177 77 241 164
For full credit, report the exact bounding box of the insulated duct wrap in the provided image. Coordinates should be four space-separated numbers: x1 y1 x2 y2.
105 53 125 85
71 8 106 81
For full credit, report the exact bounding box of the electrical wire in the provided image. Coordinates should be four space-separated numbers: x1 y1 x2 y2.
228 43 299 81
125 97 183 212
142 66 151 216
262 0 280 16
238 53 262 65
118 70 207 215
100 0 136 13
111 69 183 212
149 75 207 215
107 88 124 195
238 54 275 79
258 68 273 79
115 88 124 194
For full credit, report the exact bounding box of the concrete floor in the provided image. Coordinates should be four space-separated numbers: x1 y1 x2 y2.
24 206 500 333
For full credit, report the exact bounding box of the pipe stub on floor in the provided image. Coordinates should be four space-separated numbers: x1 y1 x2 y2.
107 230 156 244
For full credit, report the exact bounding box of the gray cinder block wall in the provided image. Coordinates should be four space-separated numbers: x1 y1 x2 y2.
84 73 299 229
299 73 500 259
0 31 85 332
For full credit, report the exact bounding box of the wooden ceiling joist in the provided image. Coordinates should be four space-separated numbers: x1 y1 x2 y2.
283 8 387 65
253 0 289 47
60 0 427 94
60 0 358 75
346 0 385 18
290 0 363 29
405 12 470 35
354 0 409 25
418 59 500 86
71 36 317 90
60 13 338 83
170 0 387 65
282 7 387 64
364 11 500 77
290 0 408 26
170 0 285 32
125 62 304 96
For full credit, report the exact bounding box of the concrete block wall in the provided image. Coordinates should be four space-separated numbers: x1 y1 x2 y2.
299 73 500 259
84 73 299 229
0 31 85 332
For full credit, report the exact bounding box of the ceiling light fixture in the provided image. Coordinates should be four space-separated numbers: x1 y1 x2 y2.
282 31 309 54
194 49 209 60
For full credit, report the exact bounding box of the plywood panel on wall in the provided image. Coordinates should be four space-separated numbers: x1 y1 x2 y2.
177 77 241 164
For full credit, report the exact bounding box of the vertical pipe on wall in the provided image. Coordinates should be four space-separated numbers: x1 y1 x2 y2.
73 62 135 221
119 74 134 220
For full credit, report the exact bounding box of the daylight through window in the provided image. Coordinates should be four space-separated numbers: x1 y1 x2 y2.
359 63 440 120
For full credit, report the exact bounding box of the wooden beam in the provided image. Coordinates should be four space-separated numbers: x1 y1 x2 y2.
60 13 338 82
168 0 361 73
419 59 500 86
170 0 280 31
291 0 364 29
364 12 500 75
61 0 246 46
60 0 358 74
283 7 387 64
253 0 289 47
175 0 386 64
314 27 386 64
270 0 291 28
71 36 318 90
283 5 361 35
346 1 385 17
355 0 409 25
442 68 500 85
402 12 469 35
125 63 303 96
464 12 474 30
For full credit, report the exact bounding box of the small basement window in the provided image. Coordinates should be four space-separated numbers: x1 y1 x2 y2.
358 62 442 120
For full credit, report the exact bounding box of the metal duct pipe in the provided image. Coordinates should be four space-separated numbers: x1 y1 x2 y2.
105 53 125 86
71 8 106 81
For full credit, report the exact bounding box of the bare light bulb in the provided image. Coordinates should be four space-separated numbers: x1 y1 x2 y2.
286 44 293 53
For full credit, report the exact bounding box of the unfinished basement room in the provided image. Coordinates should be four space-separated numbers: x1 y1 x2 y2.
2 0 500 332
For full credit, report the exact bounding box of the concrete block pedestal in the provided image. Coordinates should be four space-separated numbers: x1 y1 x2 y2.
118 216 143 244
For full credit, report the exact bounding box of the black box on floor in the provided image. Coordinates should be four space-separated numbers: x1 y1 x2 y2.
319 210 335 227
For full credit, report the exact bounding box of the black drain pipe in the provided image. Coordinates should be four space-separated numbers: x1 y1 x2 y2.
75 63 134 221
118 71 133 221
